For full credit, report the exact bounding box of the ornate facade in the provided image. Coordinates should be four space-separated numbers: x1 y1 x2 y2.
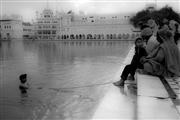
34 8 60 40
34 8 140 40
23 22 34 39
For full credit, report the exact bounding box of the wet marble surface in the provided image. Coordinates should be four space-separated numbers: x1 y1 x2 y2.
92 84 137 120
137 73 169 98
95 73 180 120
138 96 180 120
137 73 180 119
92 47 137 120
166 77 180 114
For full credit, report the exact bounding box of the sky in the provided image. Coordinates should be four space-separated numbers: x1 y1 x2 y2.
0 0 180 22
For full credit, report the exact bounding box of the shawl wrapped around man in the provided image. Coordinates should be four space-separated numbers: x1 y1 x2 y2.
143 28 180 77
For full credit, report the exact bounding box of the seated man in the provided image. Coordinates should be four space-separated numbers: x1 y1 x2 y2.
141 28 180 77
113 37 147 86
141 25 159 54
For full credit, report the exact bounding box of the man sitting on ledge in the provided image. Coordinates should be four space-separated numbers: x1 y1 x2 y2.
114 27 180 87
141 28 180 78
113 37 147 86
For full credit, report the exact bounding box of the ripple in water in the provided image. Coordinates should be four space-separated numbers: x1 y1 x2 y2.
0 41 133 120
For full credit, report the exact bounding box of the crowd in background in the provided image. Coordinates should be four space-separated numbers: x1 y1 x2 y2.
114 18 180 86
140 18 180 77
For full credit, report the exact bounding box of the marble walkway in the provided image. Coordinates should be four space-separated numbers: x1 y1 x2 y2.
92 44 180 120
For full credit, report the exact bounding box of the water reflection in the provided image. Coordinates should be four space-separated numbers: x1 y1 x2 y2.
0 40 133 120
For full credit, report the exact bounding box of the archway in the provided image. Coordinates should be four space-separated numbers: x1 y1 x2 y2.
76 34 78 39
79 34 82 39
94 34 97 39
82 34 85 39
98 34 101 39
87 34 92 39
64 35 66 39
107 34 110 39
113 34 116 39
101 34 104 40
110 34 113 39
67 35 69 39
118 34 121 39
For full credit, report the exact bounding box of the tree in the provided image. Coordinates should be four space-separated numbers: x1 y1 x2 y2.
130 6 180 28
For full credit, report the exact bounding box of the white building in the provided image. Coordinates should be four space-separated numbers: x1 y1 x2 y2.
34 8 140 40
23 22 35 39
0 19 23 40
34 8 60 40
60 13 140 40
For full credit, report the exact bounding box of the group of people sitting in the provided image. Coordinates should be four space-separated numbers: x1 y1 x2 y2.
114 19 180 86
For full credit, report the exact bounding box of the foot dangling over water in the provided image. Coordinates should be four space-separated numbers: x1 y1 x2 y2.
113 79 125 86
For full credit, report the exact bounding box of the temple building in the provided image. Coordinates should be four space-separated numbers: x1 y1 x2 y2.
34 8 60 40
23 22 35 39
34 8 140 40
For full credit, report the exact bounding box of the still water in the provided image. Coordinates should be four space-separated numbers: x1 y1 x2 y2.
0 40 133 120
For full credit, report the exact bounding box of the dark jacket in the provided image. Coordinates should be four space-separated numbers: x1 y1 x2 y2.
131 46 147 68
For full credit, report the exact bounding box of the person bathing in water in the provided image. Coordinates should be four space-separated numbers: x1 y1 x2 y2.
113 37 147 86
19 74 29 93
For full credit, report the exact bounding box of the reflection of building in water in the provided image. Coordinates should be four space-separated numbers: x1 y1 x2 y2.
0 19 23 40
35 8 140 40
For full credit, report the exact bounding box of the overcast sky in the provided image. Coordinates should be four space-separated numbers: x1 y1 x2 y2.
1 0 180 22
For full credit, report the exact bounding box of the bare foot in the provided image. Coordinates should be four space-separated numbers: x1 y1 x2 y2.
113 79 125 86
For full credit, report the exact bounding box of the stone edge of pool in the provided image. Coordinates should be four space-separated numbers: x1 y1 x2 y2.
91 44 180 120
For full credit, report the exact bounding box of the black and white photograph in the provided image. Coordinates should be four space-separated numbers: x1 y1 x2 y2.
0 0 180 120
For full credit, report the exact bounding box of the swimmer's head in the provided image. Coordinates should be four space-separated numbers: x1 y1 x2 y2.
19 74 27 84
